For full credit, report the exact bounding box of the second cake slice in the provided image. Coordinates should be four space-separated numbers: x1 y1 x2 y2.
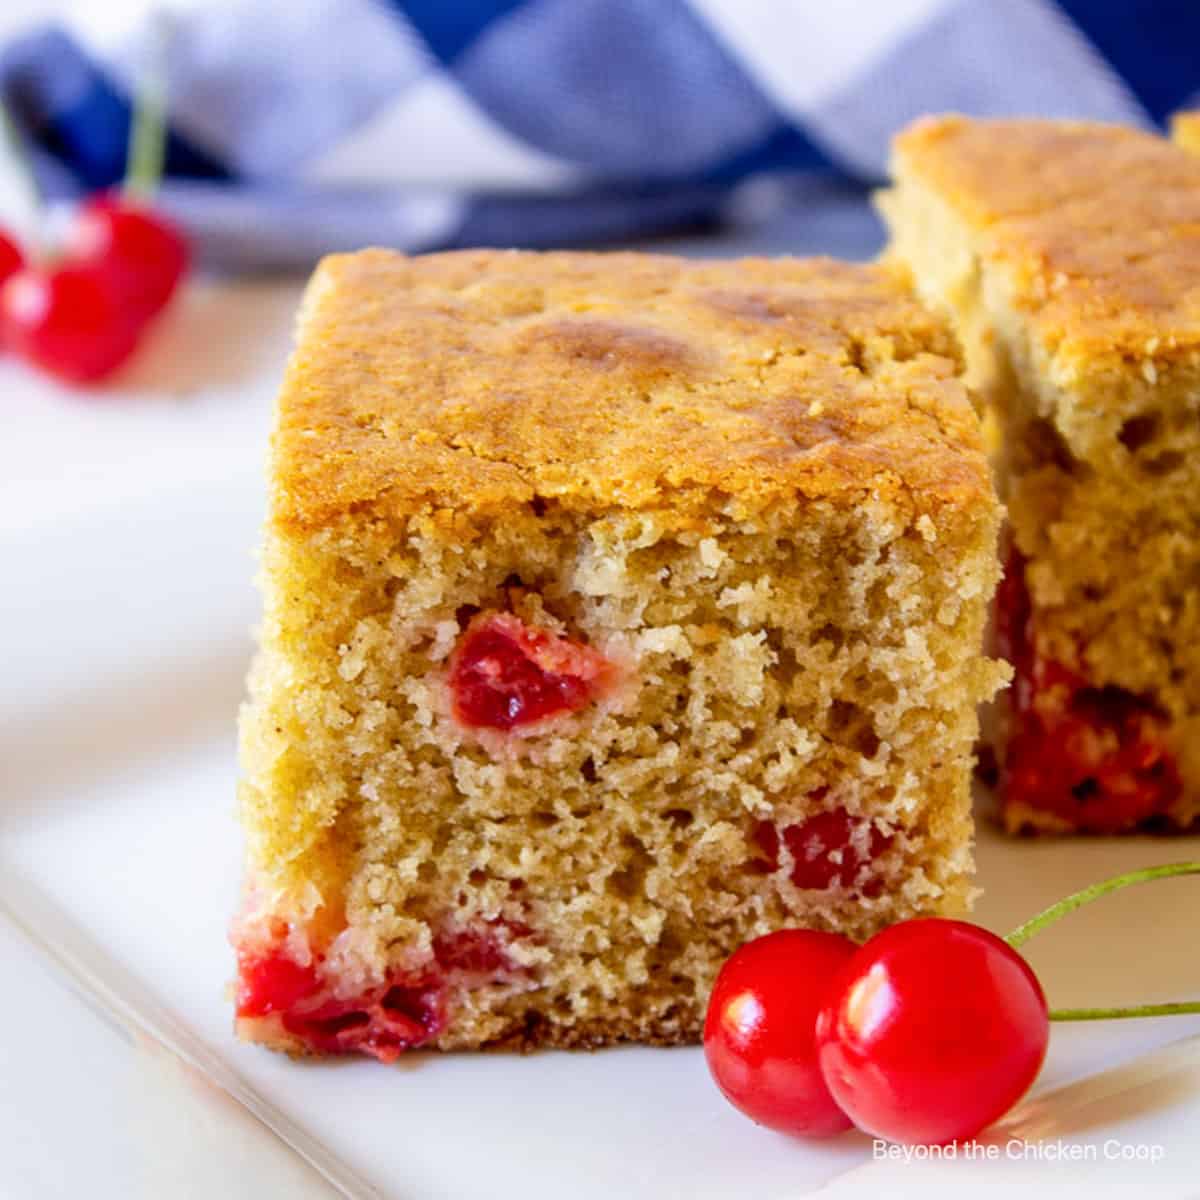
883 115 1200 834
234 249 1004 1059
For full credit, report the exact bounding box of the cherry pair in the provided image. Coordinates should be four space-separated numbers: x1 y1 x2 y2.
704 862 1200 1145
705 919 1045 1144
0 193 188 383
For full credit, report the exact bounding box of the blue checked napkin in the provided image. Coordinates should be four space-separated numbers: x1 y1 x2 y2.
1 0 1195 267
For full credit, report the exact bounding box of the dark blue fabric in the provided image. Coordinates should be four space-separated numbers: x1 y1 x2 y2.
0 29 228 194
1057 0 1200 121
396 0 527 63
450 184 724 249
3 2 1197 265
700 124 835 185
452 0 784 176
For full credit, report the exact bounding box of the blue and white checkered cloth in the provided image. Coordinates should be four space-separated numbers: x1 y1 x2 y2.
2 0 1196 267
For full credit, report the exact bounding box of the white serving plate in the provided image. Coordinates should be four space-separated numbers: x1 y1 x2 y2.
2 279 1199 1199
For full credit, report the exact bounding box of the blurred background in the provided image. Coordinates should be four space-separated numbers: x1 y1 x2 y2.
0 0 1193 423
0 0 1196 272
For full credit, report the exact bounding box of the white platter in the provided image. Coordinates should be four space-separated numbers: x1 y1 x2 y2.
2 280 1199 1200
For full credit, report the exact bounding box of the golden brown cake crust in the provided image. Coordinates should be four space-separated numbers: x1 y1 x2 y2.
271 249 989 532
893 115 1200 370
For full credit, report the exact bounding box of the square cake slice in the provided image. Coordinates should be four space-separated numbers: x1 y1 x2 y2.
882 115 1200 834
233 249 1004 1060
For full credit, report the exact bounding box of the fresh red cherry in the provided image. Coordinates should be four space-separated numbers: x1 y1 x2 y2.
1 265 141 383
0 230 24 294
704 929 857 1137
816 918 1049 1145
63 193 189 323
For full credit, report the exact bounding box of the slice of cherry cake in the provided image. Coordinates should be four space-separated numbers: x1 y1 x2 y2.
883 116 1200 833
233 248 1005 1060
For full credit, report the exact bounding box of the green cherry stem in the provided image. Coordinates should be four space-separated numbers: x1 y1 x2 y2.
1005 862 1200 948
1004 861 1200 1022
1044 1002 1200 1022
123 14 172 199
0 102 45 250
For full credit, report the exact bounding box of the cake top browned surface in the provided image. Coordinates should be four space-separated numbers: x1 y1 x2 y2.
271 248 991 531
893 115 1200 370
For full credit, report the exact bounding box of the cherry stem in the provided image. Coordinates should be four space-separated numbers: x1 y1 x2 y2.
1048 1002 1200 1022
123 15 171 200
0 102 45 249
1004 861 1200 1024
1005 861 1200 948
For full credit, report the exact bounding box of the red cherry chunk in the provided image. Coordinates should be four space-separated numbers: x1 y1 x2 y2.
996 551 1180 832
449 611 614 730
282 977 445 1064
64 194 189 323
704 929 857 1137
816 918 1049 1145
234 914 537 1061
235 947 320 1018
433 918 529 975
1 266 139 383
754 808 891 891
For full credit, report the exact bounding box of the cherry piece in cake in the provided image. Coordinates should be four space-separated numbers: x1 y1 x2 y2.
449 611 614 730
281 977 446 1063
995 553 1181 833
235 947 320 1019
233 917 532 1062
754 808 892 892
